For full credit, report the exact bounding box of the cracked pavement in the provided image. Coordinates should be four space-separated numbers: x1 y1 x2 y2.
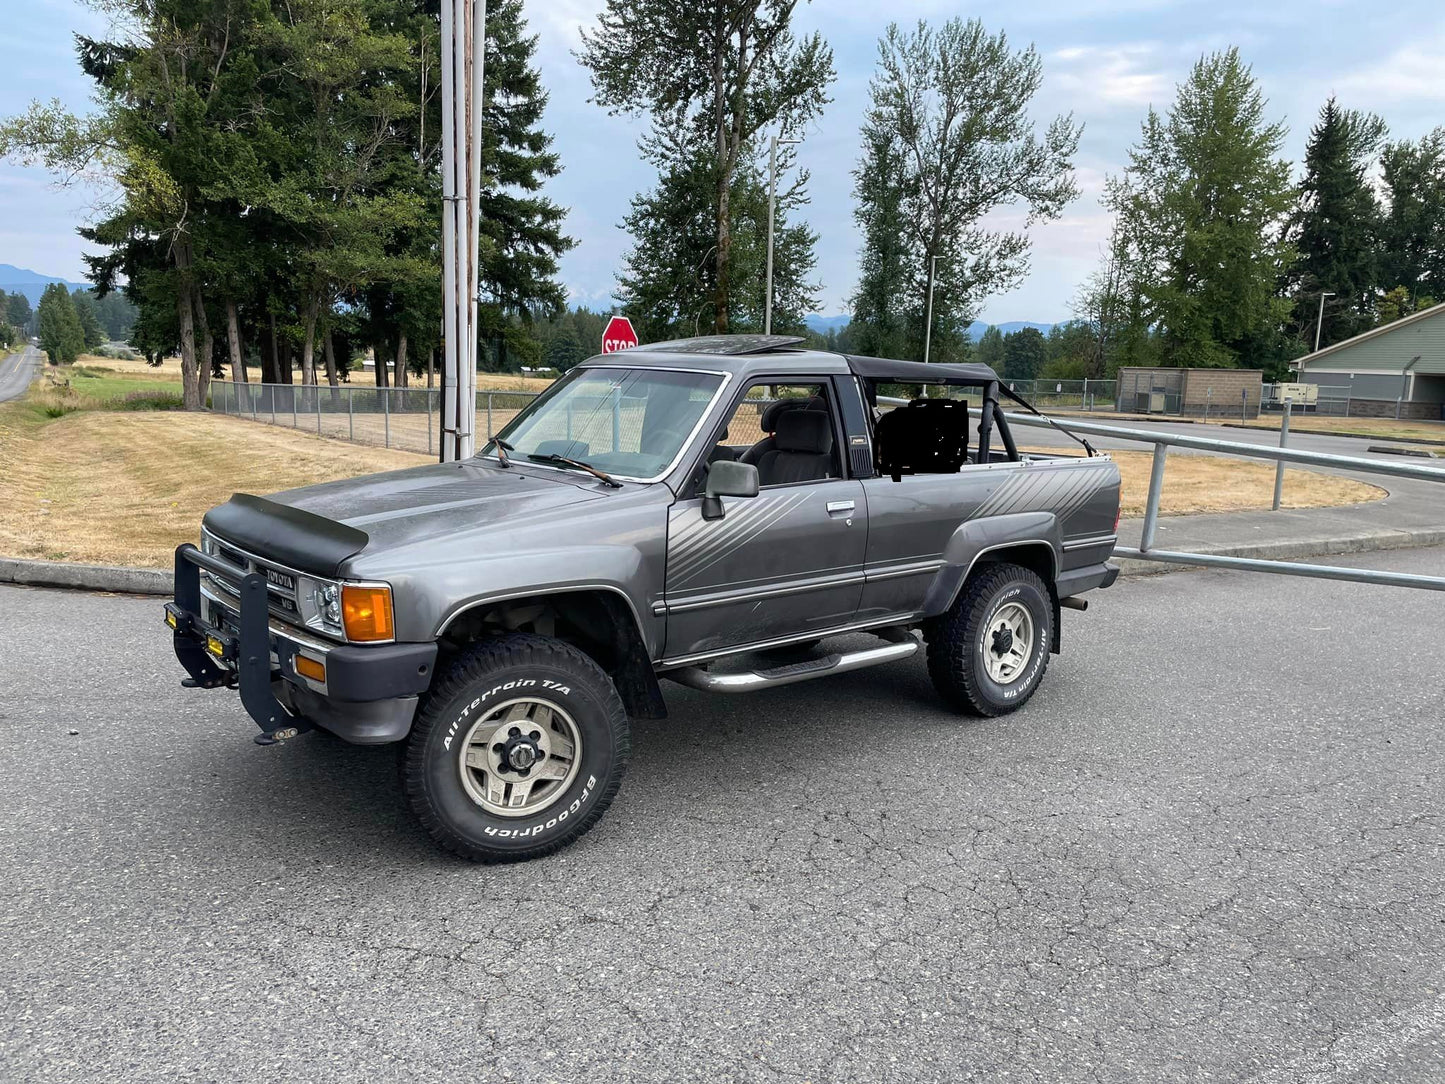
1 547 1443 1082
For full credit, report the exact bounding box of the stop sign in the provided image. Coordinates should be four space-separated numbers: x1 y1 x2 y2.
601 315 639 354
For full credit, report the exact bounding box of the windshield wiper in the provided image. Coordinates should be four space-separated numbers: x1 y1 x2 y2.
525 453 623 488
491 438 514 467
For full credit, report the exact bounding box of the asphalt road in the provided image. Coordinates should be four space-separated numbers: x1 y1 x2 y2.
0 343 41 403
3 551 1443 1082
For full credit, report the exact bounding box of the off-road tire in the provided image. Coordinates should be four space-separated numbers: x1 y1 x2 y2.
403 633 630 862
925 562 1053 717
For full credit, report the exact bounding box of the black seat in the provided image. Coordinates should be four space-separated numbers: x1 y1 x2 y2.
754 411 835 486
875 398 969 481
742 396 825 465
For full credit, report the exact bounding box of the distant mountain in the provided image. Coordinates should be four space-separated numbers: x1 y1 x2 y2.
803 314 851 334
804 314 1061 341
968 320 1057 340
0 264 89 306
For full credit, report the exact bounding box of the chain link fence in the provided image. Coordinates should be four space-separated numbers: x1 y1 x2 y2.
995 379 1117 412
212 381 539 456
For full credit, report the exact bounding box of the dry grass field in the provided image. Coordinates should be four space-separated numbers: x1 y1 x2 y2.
1094 450 1383 517
1228 414 1445 444
0 389 1385 570
0 408 425 567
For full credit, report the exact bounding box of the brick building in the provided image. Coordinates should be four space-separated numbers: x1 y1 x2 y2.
1114 367 1264 419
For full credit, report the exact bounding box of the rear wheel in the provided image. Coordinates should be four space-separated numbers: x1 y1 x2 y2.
403 633 630 862
925 562 1053 717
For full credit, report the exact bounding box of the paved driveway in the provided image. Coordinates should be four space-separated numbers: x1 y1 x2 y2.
2 550 1443 1082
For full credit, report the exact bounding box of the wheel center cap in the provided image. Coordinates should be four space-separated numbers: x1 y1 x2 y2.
992 625 1014 655
506 741 539 770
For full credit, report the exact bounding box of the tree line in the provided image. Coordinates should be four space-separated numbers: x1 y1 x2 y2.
6 3 1444 403
1 0 570 408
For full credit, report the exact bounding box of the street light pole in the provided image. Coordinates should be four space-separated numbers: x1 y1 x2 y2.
1313 290 1336 354
764 133 800 336
922 255 941 365
440 0 485 462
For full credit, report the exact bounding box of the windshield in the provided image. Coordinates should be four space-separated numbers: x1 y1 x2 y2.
480 367 726 481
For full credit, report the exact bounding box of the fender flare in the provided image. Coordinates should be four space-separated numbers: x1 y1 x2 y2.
921 512 1062 619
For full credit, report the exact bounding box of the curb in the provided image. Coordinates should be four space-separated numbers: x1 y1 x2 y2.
1114 526 1445 579
0 557 171 595
1219 422 1445 448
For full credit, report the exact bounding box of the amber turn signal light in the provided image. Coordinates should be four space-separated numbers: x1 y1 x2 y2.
341 584 394 642
294 654 327 683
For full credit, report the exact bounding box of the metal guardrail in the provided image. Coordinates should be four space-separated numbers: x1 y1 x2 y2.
1002 411 1445 592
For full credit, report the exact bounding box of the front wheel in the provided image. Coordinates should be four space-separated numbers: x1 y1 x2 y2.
403 633 630 862
925 562 1053 717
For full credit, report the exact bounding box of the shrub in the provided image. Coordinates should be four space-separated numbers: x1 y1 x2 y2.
113 390 184 411
42 403 77 418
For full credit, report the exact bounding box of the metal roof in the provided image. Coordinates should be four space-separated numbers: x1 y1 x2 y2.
1297 300 1445 373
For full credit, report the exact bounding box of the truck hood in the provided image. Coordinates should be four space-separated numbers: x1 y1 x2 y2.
266 460 611 554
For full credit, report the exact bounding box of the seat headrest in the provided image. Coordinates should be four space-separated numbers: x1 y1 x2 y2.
759 395 823 433
774 410 833 455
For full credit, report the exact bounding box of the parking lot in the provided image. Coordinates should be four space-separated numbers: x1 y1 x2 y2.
2 550 1443 1082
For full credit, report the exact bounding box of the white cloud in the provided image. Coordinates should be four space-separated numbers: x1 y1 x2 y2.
1047 44 1171 108
1334 32 1445 105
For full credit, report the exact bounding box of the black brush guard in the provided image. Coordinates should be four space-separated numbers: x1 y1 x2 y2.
168 543 309 743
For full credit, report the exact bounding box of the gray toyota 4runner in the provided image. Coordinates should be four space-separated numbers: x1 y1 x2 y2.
167 335 1121 861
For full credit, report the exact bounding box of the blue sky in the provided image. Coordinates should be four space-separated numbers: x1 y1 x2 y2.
2 0 1443 323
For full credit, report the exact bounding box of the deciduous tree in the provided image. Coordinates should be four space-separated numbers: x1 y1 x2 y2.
853 19 1080 365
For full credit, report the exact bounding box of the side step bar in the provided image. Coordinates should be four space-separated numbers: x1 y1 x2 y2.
665 634 919 694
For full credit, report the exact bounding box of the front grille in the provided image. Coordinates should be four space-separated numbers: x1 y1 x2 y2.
203 532 305 622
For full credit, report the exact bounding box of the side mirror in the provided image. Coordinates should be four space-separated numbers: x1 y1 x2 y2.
701 460 759 520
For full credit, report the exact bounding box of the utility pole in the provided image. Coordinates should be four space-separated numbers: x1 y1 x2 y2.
1313 290 1336 354
440 0 485 461
922 255 942 364
764 133 800 336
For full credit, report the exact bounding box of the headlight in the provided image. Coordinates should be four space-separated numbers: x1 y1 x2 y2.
318 583 341 624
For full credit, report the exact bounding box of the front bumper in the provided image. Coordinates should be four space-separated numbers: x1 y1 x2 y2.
168 543 436 744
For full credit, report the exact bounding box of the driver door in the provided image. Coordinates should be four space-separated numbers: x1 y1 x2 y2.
661 379 867 661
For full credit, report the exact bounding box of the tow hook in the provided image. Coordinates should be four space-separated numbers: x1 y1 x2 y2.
254 724 307 746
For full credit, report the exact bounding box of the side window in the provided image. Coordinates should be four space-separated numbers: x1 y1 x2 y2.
706 382 840 488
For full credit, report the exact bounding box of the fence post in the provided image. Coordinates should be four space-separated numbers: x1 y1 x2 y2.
1395 396 1403 421
1272 397 1293 510
384 385 391 448
1241 388 1247 421
1139 443 1168 553
428 388 434 456
487 393 493 439
1205 388 1212 421
292 385 298 429
348 386 354 441
316 387 323 435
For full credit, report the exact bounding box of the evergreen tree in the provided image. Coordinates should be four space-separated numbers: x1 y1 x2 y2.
1379 128 1445 308
616 143 819 340
472 0 574 372
1288 98 1385 349
7 291 31 330
72 289 106 350
543 323 585 371
1001 327 1047 381
37 282 84 364
975 325 1005 372
581 1 834 333
1104 49 1295 368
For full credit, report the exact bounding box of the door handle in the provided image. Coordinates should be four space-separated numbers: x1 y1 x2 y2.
826 500 856 516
